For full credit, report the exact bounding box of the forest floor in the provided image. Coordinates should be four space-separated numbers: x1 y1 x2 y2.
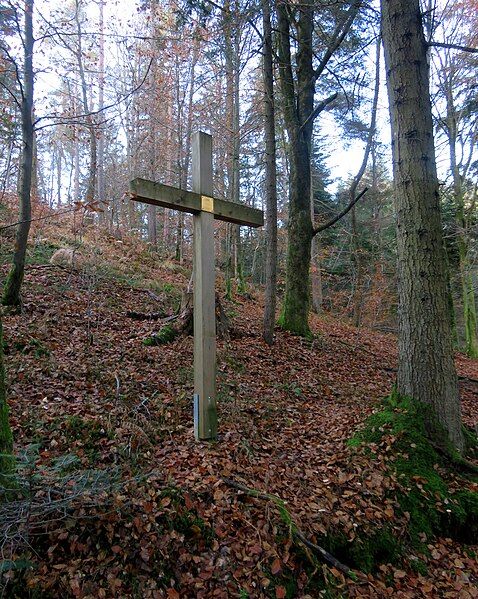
1 223 477 598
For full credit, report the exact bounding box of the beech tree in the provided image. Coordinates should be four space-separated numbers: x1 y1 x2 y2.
381 0 463 450
433 4 478 358
276 0 363 336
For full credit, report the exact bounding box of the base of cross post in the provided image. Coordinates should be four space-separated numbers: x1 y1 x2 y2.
193 393 218 441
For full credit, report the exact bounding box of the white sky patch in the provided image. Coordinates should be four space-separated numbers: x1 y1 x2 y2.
22 0 460 203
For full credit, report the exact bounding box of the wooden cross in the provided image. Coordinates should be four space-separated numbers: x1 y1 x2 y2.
129 131 264 440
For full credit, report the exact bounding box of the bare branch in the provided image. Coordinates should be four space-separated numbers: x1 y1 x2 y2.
34 58 154 131
429 41 478 53
312 188 369 237
349 36 381 199
313 0 363 83
300 92 338 131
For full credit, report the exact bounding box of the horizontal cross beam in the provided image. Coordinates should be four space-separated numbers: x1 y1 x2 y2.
129 178 263 228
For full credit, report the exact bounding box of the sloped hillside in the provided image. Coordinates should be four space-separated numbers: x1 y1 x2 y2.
1 223 477 598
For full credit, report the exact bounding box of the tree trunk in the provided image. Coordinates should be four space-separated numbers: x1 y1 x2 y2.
232 8 242 282
3 0 34 307
350 37 381 327
276 1 314 336
275 0 360 335
148 12 158 247
262 0 278 345
97 0 106 224
56 146 62 206
381 0 463 451
73 90 80 204
310 235 323 314
445 91 478 358
310 158 323 314
74 0 97 207
223 2 241 293
31 125 39 201
350 205 363 327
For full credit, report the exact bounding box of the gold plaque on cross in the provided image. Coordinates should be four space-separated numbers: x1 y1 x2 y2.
201 195 214 213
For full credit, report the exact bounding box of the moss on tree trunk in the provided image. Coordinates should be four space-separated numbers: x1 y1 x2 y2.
279 200 313 337
2 264 26 308
457 223 478 359
276 3 314 337
445 70 478 359
2 0 34 308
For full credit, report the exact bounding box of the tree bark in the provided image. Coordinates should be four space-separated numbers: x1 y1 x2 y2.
350 37 381 327
381 0 463 451
73 89 80 204
3 0 34 307
310 145 323 314
147 1 158 247
444 83 478 358
97 0 106 224
74 0 97 207
223 1 242 292
262 0 278 345
232 6 242 283
276 0 361 336
276 0 314 336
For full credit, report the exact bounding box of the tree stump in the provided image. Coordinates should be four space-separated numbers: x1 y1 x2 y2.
145 290 231 346
177 290 230 340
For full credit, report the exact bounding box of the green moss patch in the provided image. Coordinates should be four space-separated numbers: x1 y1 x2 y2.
348 392 478 555
27 241 59 265
143 324 178 346
329 529 403 574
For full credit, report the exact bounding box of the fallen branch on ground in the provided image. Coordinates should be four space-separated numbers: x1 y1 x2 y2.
126 310 168 320
222 477 353 576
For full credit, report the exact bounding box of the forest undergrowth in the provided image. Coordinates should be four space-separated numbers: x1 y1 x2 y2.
0 221 477 598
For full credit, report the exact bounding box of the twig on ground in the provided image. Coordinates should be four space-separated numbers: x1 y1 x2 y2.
114 373 121 401
222 477 353 576
146 290 164 303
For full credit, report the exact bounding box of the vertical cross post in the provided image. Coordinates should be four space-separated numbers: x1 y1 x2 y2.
192 131 217 440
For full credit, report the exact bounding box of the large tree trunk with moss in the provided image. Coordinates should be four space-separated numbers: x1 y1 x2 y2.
0 312 14 486
275 0 361 336
280 141 313 336
2 0 34 308
276 1 314 336
381 0 463 451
